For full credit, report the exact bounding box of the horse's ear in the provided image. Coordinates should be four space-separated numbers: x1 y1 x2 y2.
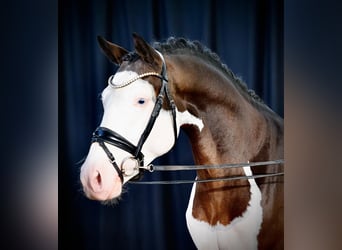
97 36 129 65
132 33 160 65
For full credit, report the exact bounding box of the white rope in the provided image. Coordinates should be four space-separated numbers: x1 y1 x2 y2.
108 72 162 89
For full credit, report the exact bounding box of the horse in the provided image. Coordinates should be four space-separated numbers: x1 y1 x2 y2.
80 33 284 250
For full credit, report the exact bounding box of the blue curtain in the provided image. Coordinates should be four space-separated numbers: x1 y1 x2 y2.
59 0 283 249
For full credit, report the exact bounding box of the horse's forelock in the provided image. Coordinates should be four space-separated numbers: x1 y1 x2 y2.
122 52 140 63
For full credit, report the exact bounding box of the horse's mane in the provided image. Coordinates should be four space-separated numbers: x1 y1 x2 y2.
153 37 264 105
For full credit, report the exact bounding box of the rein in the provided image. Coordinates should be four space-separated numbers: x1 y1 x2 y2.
130 159 284 184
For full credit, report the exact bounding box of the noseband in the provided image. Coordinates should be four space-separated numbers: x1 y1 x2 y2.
91 51 177 183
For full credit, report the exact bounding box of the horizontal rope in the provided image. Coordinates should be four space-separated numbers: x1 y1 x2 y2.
140 159 284 172
129 172 284 185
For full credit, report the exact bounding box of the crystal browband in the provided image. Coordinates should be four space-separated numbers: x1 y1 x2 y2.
108 72 163 89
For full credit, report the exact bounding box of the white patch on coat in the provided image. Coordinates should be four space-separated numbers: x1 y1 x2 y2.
186 166 263 250
177 110 204 132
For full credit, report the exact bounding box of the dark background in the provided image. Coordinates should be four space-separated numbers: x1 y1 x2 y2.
59 0 283 249
1 0 341 250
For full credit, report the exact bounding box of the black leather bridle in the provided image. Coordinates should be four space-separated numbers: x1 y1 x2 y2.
91 52 177 183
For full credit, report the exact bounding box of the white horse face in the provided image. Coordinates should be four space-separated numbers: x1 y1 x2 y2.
79 33 204 202
101 71 176 162
80 70 176 201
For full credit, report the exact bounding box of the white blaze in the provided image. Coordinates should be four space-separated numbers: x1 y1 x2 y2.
99 71 204 179
80 68 205 199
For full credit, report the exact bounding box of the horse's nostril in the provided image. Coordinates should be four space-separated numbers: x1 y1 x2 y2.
96 171 102 184
88 171 103 192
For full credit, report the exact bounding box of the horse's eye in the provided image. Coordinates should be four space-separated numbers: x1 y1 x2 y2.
138 99 145 105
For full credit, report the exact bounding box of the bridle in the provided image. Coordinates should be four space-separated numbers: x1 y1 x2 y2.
91 51 177 183
91 50 284 185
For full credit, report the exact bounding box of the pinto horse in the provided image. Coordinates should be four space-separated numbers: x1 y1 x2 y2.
80 33 284 250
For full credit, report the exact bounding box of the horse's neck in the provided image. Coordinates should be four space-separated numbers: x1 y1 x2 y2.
170 55 269 169
169 54 283 225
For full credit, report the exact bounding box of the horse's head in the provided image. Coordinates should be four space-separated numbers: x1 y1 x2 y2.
80 34 178 202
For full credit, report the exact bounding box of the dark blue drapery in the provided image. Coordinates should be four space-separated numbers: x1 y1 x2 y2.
60 0 283 249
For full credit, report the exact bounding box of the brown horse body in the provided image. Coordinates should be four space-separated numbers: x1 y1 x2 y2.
156 43 283 249
80 34 283 249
